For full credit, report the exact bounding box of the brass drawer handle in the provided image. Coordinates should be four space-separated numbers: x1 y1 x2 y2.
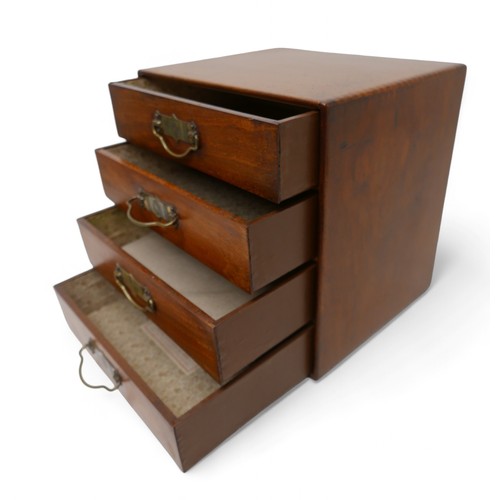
114 264 156 313
126 192 178 228
78 341 121 392
152 110 199 158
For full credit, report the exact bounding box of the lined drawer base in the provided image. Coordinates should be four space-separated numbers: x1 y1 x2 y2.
55 270 312 471
78 206 315 384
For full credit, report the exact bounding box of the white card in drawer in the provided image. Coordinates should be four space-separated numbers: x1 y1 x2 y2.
122 232 262 319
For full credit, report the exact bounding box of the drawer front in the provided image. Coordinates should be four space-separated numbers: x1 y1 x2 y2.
109 79 318 202
96 143 317 293
55 270 312 471
78 207 316 384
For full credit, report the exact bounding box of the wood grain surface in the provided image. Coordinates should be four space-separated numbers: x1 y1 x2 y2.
109 78 318 202
96 144 317 292
55 270 312 471
115 49 466 379
77 207 315 384
314 64 466 378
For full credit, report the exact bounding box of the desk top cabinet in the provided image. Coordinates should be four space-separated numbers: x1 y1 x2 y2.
55 49 465 470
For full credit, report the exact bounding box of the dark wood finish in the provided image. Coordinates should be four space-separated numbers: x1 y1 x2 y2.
314 65 466 378
141 48 463 106
96 143 317 292
78 207 315 384
54 49 466 470
248 196 317 291
142 49 465 378
55 270 312 472
109 78 319 202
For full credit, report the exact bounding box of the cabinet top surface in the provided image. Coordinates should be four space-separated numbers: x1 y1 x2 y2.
140 48 464 106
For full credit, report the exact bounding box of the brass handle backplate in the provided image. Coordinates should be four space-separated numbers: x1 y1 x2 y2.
152 110 199 158
126 191 178 228
114 264 156 313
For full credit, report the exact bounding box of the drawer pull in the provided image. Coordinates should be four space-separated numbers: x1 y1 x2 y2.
78 341 121 392
152 110 199 158
126 192 178 228
114 264 156 313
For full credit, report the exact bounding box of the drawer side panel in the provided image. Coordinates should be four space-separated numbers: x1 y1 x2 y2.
216 265 316 382
249 195 317 290
279 111 319 199
175 326 312 471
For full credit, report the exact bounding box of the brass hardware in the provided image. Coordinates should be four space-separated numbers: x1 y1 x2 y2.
78 341 121 392
114 264 156 313
126 192 178 228
152 110 199 158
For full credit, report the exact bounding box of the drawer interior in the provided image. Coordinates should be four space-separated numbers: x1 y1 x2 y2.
87 208 265 320
126 77 312 120
110 76 319 202
98 143 317 293
62 270 219 417
57 269 312 470
105 143 277 222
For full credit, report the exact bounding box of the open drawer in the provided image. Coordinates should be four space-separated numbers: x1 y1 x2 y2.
109 77 318 202
78 207 315 384
96 143 317 293
55 270 312 472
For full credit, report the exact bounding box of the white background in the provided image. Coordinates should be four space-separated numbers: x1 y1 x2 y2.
0 1 496 499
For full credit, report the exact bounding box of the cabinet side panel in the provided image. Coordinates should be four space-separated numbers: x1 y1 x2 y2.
314 66 466 379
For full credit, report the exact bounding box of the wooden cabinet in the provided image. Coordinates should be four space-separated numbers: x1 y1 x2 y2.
55 48 465 471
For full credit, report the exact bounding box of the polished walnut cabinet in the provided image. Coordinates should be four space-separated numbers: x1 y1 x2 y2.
55 49 465 471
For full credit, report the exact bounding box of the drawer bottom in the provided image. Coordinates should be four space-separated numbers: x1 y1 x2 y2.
55 270 312 471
